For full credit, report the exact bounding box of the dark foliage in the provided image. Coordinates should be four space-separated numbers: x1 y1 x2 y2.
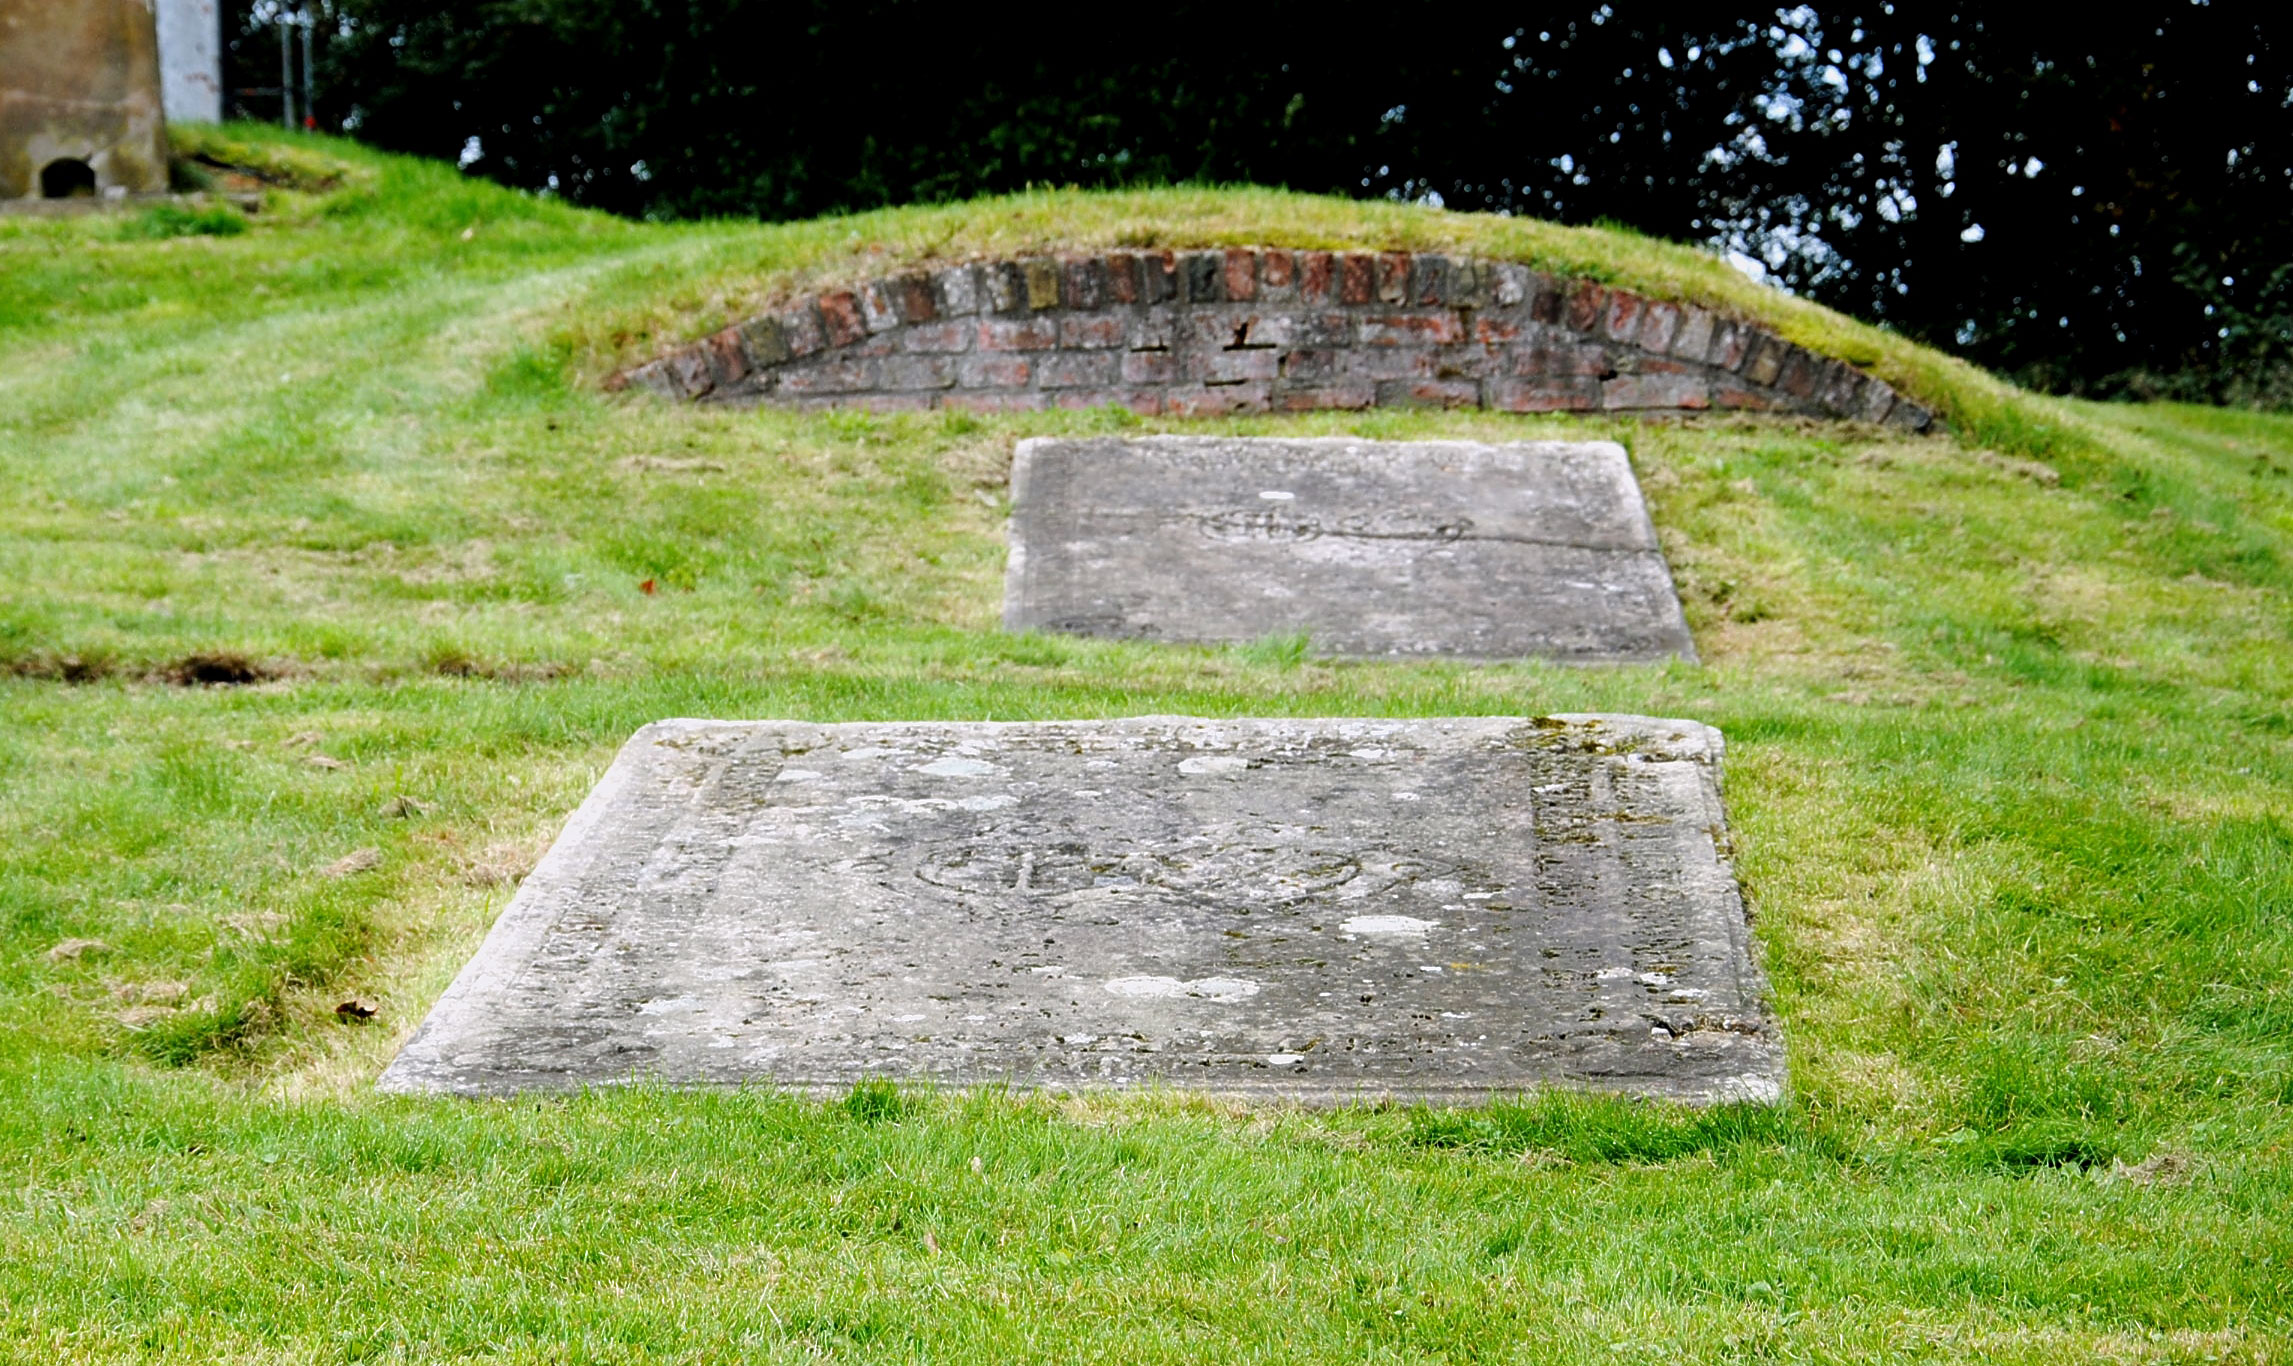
228 3 2293 403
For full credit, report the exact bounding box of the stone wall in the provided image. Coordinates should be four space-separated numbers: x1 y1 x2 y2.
0 0 171 200
610 248 1934 430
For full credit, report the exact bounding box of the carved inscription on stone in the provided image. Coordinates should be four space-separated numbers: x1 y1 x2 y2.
1003 437 1697 662
381 716 1782 1104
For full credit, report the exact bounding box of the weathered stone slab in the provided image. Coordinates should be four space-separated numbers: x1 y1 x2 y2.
1003 437 1696 662
382 715 1781 1105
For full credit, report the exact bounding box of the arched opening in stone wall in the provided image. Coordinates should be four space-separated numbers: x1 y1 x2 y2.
40 159 98 199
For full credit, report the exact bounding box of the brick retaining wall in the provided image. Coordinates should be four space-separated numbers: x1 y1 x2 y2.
608 248 1934 430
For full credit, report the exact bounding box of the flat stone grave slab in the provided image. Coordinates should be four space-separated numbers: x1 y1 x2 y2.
1003 437 1697 663
381 715 1781 1105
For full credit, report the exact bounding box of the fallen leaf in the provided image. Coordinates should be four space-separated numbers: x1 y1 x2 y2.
922 1231 939 1255
639 578 658 596
619 455 728 474
283 730 324 749
220 739 256 751
335 998 379 1020
303 754 348 771
44 938 109 963
381 795 430 819
113 980 188 1006
318 847 382 878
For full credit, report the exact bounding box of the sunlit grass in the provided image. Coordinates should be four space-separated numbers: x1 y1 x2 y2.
0 125 2288 1361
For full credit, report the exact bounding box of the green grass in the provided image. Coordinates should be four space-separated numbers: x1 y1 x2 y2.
1 124 2289 1361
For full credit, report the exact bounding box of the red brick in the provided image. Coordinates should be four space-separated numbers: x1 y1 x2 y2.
1339 253 1376 304
1166 382 1271 415
1343 347 1435 380
900 320 972 353
1565 281 1607 333
1103 253 1140 305
976 317 1058 352
1603 291 1643 343
777 357 879 394
1508 341 1610 377
1223 249 1258 302
1299 251 1336 302
1473 316 1525 344
704 328 750 386
1636 301 1682 353
817 292 867 347
1603 372 1710 409
1048 387 1166 413
879 355 958 390
1484 376 1600 412
939 390 1048 413
1062 257 1105 310
887 274 936 324
1121 350 1181 384
939 390 1049 413
1059 315 1127 350
1358 313 1464 346
958 354 1031 387
1710 381 1777 410
1777 345 1820 398
1206 349 1279 383
1274 380 1375 410
1279 348 1340 380
1037 352 1120 388
1260 249 1295 295
1376 378 1479 408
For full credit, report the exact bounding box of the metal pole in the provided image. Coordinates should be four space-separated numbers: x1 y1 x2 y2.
300 11 314 129
278 15 294 129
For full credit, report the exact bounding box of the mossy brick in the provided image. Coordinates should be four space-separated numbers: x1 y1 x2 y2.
1375 252 1410 304
1258 249 1299 302
1138 250 1179 304
858 281 901 334
1022 258 1063 310
1409 253 1451 307
737 316 793 368
931 265 982 316
983 262 1027 314
1180 251 1225 304
1062 257 1107 311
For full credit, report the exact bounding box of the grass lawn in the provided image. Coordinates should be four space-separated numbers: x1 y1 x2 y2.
2 126 2289 1362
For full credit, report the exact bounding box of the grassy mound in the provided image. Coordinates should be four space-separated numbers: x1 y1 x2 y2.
0 125 2288 1360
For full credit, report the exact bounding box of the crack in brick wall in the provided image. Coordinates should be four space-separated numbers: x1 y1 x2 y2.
607 248 1934 430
